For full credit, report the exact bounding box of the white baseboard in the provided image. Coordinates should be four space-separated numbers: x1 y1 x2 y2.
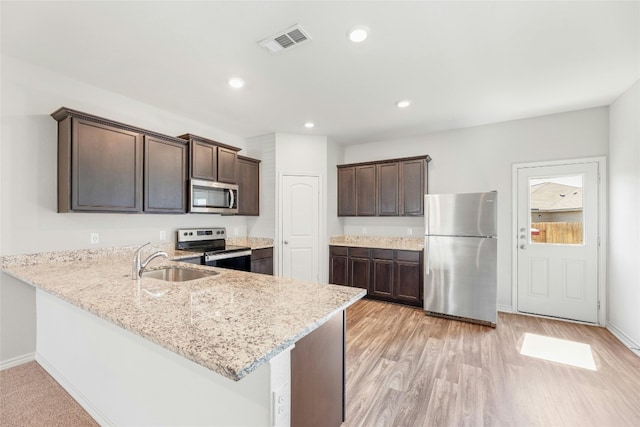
36 353 114 427
606 322 640 357
0 352 35 371
497 304 513 313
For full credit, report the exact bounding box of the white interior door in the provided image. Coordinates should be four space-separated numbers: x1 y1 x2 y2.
516 162 599 323
280 175 320 283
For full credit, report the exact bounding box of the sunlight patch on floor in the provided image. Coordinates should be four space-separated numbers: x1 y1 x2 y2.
520 332 596 371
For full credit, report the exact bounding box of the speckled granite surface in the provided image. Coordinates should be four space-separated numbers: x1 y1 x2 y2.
330 235 424 251
2 248 364 381
227 237 274 250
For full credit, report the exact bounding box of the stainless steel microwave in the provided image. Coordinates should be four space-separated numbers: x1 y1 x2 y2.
189 179 238 214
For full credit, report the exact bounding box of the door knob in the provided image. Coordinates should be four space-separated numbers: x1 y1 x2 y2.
284 241 289 245
520 244 526 250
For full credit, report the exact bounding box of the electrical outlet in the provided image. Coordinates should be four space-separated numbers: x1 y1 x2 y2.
90 233 100 244
407 228 413 236
362 227 367 235
159 230 167 241
272 382 290 427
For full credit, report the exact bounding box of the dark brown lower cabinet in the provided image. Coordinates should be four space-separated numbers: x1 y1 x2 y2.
370 249 394 298
394 251 422 304
329 246 348 285
250 247 273 275
348 247 370 290
291 310 345 427
329 245 423 307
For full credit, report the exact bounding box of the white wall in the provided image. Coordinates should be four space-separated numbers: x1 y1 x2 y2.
0 55 250 364
343 107 609 309
1 55 250 255
608 80 640 352
274 133 329 283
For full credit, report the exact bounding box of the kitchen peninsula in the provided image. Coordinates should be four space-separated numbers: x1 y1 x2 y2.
2 246 365 426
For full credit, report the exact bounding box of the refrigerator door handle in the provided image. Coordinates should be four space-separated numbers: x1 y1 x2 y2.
424 236 430 275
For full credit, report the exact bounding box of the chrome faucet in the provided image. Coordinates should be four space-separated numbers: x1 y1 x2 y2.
132 242 169 279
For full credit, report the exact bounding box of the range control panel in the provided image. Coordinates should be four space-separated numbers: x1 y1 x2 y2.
176 228 226 243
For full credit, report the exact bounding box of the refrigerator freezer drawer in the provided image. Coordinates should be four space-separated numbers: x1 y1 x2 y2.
424 235 497 325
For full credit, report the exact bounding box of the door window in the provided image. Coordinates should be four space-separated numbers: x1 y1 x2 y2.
529 175 584 245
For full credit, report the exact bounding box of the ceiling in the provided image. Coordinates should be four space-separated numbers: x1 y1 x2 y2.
1 1 638 145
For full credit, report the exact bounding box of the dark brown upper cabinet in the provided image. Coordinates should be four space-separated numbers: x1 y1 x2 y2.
400 158 425 215
52 107 188 214
144 135 187 213
337 167 356 216
377 162 399 216
355 165 377 216
191 138 217 180
337 155 430 217
179 134 240 184
237 155 261 216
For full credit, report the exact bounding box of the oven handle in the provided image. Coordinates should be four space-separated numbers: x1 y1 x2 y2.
205 250 252 262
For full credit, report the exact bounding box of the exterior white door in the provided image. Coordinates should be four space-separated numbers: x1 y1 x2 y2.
280 175 320 283
516 161 599 323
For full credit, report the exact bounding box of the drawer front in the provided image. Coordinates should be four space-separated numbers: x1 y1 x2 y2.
348 247 370 258
329 246 348 256
251 247 273 260
395 250 421 262
371 249 393 260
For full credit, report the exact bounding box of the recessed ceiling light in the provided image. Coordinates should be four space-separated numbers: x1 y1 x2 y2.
396 99 412 108
304 122 315 128
228 77 245 89
348 25 369 43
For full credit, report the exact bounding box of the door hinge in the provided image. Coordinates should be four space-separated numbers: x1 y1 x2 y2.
598 301 601 310
598 236 601 247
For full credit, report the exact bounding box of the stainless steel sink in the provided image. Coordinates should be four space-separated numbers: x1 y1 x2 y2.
141 266 218 282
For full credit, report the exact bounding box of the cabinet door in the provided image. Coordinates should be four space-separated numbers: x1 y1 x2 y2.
369 249 393 299
400 159 425 215
394 250 422 305
329 254 348 285
144 136 187 213
337 167 356 216
191 139 217 180
217 147 238 183
356 165 376 216
237 157 260 216
71 118 143 212
349 257 370 290
377 162 399 216
251 247 273 275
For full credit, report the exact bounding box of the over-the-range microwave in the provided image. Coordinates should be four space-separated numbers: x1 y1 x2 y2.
189 179 238 214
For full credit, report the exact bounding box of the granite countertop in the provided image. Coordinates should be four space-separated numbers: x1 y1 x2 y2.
227 237 274 250
329 235 424 251
2 247 364 381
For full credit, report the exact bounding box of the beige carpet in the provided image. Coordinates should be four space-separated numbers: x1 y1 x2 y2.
0 361 98 426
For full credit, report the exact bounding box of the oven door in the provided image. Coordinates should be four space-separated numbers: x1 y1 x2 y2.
205 250 252 271
190 179 238 214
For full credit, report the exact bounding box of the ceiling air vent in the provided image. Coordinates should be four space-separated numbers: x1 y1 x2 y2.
259 24 311 54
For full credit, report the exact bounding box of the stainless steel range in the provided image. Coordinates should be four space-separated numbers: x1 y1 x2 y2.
176 228 252 271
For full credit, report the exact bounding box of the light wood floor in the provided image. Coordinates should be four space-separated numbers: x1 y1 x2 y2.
343 299 640 427
2 299 639 426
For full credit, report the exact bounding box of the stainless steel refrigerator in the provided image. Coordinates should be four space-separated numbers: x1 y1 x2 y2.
424 192 498 326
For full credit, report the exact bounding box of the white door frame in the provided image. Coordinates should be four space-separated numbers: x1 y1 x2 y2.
277 172 324 281
511 156 607 326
